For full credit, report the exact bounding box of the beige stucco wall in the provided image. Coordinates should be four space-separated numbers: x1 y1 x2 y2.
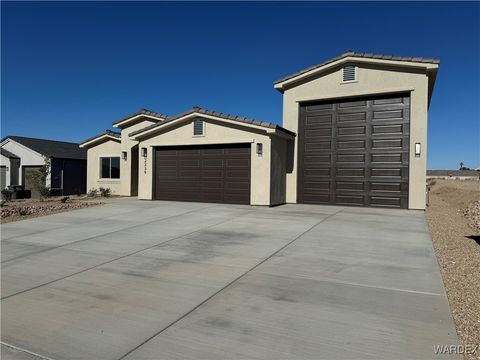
86 139 122 194
136 118 275 205
281 63 430 209
119 120 156 196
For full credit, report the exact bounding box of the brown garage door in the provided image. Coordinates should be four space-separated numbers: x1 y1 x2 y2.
154 144 251 204
298 94 410 208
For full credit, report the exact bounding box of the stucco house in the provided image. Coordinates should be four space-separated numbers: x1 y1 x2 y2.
80 51 439 209
1 136 87 196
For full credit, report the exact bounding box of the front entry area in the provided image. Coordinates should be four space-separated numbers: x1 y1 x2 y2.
298 94 410 208
154 144 251 204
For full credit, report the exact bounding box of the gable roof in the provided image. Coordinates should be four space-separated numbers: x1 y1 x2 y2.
112 108 168 128
79 130 121 148
274 51 440 90
0 148 20 159
2 136 87 160
129 106 295 139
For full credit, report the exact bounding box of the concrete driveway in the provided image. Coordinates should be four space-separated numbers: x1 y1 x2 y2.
1 199 458 360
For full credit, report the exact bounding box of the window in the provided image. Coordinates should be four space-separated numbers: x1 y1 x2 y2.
100 157 120 179
193 119 204 136
342 65 356 82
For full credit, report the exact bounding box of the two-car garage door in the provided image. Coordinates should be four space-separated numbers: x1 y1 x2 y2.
298 94 410 208
155 144 251 204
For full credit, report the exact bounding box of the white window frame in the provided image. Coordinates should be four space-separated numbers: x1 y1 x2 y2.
99 156 121 179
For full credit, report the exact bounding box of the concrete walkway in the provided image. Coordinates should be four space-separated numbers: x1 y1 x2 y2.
1 199 458 359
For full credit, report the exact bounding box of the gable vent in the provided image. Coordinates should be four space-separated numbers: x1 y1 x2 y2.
193 119 204 136
343 65 356 82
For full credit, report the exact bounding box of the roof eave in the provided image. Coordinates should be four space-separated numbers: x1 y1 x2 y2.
130 111 285 141
112 114 165 129
79 134 121 148
274 56 440 92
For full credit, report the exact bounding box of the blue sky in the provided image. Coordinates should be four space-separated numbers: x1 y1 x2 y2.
1 1 479 169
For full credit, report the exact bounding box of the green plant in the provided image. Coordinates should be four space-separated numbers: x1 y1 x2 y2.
1 189 13 201
99 187 111 197
87 188 98 197
26 156 51 201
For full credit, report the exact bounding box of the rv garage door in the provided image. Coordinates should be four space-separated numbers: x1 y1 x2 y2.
154 144 251 204
298 94 410 208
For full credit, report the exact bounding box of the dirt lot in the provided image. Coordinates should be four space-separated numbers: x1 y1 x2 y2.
0 196 104 223
426 179 480 359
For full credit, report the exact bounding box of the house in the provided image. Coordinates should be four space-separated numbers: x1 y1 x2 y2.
80 51 439 209
0 136 87 196
427 170 480 180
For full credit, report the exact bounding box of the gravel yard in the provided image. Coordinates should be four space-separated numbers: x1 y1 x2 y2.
426 179 480 359
0 196 104 223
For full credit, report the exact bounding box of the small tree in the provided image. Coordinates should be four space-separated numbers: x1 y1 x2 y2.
459 162 470 170
26 156 51 201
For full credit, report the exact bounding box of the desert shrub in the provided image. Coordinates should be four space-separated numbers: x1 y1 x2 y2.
99 187 111 197
428 179 437 187
1 189 13 201
87 188 98 197
18 207 28 216
26 156 51 201
60 196 70 203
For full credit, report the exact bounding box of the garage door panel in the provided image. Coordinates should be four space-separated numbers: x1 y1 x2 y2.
305 103 333 112
335 181 365 191
299 93 410 208
337 112 367 122
370 196 405 208
304 168 331 177
305 154 331 165
306 128 333 138
337 140 366 149
338 99 367 108
373 109 404 120
336 154 365 163
335 195 365 206
155 144 250 204
305 114 332 127
305 141 331 151
337 126 366 136
371 138 404 149
336 168 365 177
371 153 403 163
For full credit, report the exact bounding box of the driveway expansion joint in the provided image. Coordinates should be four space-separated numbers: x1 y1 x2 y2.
1 206 252 301
116 208 342 360
1 342 58 360
2 203 219 264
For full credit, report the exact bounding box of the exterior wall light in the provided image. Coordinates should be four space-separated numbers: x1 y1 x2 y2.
256 143 263 156
122 151 127 160
415 143 421 158
141 147 148 157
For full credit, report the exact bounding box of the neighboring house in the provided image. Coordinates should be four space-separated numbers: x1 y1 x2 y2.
0 148 20 189
81 51 439 209
427 170 480 180
0 136 87 195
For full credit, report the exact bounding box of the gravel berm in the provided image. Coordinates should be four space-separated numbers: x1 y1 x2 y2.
426 179 480 360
